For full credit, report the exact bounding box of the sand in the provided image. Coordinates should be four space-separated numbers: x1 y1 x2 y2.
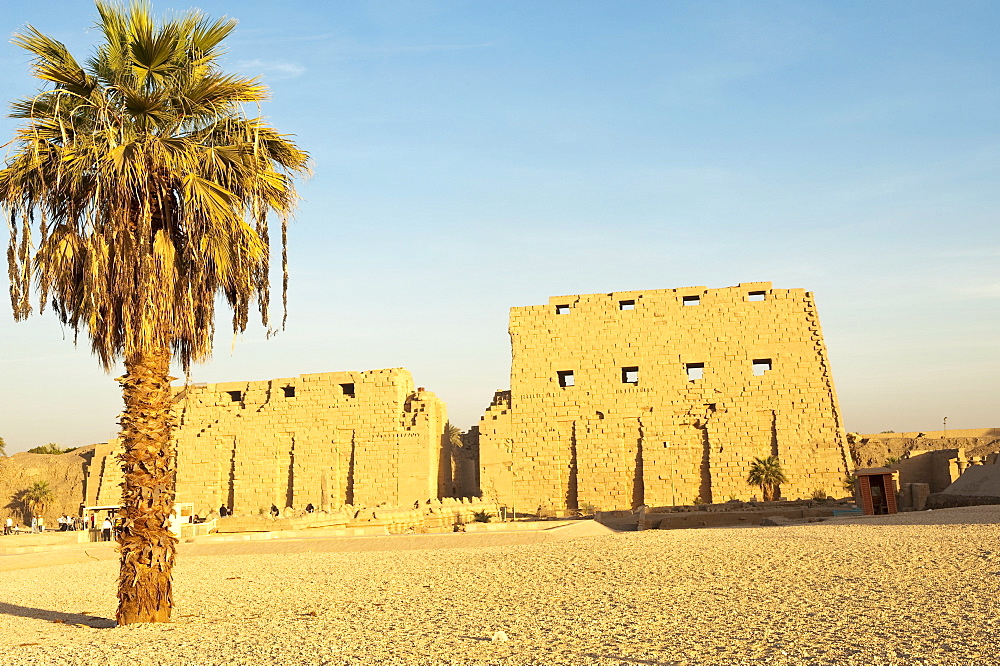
1 507 998 665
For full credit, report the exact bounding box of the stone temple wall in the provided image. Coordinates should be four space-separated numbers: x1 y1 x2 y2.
87 368 452 515
478 282 850 514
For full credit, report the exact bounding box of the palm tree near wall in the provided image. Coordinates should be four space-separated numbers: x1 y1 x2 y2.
1 2 308 624
746 456 788 502
18 481 55 521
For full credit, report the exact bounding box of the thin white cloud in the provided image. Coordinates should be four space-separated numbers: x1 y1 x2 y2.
235 59 306 80
375 42 496 55
326 41 496 60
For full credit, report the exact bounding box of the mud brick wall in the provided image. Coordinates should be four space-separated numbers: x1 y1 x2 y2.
479 282 850 514
86 368 452 515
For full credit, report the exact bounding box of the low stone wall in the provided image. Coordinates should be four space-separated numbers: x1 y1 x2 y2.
215 497 499 535
633 499 854 531
926 493 1000 510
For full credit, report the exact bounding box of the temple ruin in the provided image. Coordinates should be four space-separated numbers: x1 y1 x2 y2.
477 282 851 514
86 368 455 515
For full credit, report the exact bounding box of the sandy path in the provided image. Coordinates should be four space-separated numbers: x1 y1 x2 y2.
0 521 616 572
0 509 997 665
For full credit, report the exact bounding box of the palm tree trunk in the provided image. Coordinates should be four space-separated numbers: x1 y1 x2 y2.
116 346 176 625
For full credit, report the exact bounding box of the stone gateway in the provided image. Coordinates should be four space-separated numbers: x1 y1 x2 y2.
477 282 850 515
86 368 453 515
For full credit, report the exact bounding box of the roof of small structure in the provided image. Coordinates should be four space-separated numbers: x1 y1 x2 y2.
854 467 894 476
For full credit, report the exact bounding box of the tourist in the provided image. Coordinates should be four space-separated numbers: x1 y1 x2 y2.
219 505 228 517
101 517 113 542
57 515 65 531
305 503 314 513
30 516 37 533
270 504 279 517
38 516 45 532
3 517 12 535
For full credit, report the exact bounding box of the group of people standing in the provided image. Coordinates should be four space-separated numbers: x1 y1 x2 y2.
56 515 85 531
1 513 115 540
3 515 48 533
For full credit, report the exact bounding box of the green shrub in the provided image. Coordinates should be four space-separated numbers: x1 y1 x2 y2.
26 443 75 455
472 510 493 523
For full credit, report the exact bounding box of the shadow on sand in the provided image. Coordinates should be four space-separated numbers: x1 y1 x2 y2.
0 601 115 628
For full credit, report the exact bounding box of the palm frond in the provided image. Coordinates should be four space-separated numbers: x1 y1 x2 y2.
1 0 309 372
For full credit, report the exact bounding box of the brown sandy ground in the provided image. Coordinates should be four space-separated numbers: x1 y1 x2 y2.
0 509 998 666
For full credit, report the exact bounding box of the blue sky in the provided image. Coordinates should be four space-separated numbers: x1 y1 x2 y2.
1 1 997 453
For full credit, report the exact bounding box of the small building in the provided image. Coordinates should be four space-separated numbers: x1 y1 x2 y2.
854 467 898 515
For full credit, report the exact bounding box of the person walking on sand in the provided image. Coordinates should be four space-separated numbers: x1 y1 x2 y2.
3 517 11 535
38 516 45 533
30 516 37 533
101 517 113 542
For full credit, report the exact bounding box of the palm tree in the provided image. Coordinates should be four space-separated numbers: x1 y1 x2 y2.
1 2 308 624
446 423 463 449
0 436 6 456
746 456 788 502
21 481 55 517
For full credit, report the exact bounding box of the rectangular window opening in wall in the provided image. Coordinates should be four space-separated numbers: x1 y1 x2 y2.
619 299 635 310
752 359 772 376
557 370 575 387
282 386 296 398
226 390 242 403
555 304 571 314
621 366 639 384
748 291 766 301
686 363 704 381
340 383 355 397
682 295 700 306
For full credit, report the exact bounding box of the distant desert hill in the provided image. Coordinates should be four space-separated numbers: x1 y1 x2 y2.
851 428 1000 468
0 445 97 526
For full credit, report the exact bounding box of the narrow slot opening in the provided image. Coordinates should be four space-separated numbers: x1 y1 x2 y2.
555 304 571 314
619 300 635 310
557 370 575 388
682 295 700 306
752 359 772 376
621 366 639 384
340 383 355 397
748 291 766 302
226 390 242 403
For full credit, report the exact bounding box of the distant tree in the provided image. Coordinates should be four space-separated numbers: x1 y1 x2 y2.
17 481 55 518
0 436 5 456
26 443 73 454
746 456 788 502
884 456 901 467
446 423 463 449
